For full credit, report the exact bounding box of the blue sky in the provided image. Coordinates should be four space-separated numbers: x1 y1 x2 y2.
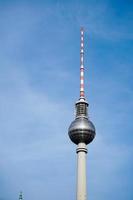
0 0 133 199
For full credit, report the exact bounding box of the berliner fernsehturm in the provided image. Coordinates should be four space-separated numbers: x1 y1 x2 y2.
68 28 96 200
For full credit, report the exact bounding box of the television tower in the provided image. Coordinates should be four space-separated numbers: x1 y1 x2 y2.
68 28 96 200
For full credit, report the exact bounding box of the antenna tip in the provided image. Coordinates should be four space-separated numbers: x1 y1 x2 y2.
80 27 84 32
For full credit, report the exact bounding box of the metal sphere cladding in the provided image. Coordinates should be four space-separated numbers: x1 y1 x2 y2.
68 101 96 145
68 117 95 145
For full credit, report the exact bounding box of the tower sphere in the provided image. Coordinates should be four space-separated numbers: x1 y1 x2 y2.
68 117 96 145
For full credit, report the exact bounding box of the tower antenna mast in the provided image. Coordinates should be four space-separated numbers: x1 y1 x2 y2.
80 27 85 99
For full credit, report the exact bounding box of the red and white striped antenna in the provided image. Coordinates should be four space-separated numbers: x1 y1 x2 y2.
80 27 85 99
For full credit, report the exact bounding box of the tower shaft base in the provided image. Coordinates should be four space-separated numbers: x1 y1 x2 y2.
76 143 87 200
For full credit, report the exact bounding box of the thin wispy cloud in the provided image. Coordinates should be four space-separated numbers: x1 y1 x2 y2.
0 1 132 200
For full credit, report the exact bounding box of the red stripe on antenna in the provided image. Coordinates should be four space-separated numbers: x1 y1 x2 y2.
80 27 85 99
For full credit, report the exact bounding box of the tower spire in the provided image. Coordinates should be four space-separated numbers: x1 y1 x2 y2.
19 191 23 200
80 27 85 99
